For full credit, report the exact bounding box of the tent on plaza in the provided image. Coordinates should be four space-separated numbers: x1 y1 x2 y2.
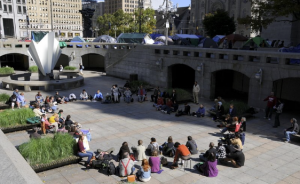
243 36 270 48
93 35 117 43
213 35 225 43
155 36 174 45
150 33 163 40
198 38 218 48
69 36 86 48
117 33 154 44
172 34 200 46
279 44 300 64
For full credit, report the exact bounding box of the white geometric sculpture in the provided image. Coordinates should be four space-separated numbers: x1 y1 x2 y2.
28 32 62 76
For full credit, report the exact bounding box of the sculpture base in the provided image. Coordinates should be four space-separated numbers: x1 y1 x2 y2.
38 70 53 81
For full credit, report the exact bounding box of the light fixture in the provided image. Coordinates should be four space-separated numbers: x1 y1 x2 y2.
255 68 262 84
156 58 163 66
197 63 204 76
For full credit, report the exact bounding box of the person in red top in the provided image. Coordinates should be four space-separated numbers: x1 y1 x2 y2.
138 86 146 102
154 96 164 110
172 142 191 168
161 98 173 114
77 135 94 167
263 92 277 120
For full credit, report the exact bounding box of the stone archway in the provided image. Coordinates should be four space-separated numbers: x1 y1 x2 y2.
0 53 29 70
55 54 69 69
81 53 105 71
273 78 300 112
168 64 195 90
211 69 250 102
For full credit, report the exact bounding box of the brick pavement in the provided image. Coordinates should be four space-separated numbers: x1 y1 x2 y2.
1 71 300 184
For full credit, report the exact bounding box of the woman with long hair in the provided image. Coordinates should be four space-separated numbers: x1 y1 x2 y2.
200 152 218 177
77 135 93 168
138 159 151 182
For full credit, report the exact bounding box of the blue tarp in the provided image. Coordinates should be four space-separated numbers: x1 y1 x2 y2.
213 35 225 43
279 44 300 64
69 36 86 48
150 33 163 40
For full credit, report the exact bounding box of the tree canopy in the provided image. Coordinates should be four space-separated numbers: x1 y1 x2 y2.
238 0 300 33
97 8 156 37
202 10 236 38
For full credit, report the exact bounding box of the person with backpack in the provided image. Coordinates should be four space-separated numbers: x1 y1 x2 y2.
136 159 151 182
146 138 159 155
149 151 160 173
118 152 135 177
77 135 94 168
185 136 198 155
159 136 175 157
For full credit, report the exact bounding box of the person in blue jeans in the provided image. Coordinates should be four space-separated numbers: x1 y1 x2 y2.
77 135 93 167
124 88 132 103
284 118 299 143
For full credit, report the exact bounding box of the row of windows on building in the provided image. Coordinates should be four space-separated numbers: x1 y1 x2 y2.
18 24 81 30
53 14 80 19
28 0 80 4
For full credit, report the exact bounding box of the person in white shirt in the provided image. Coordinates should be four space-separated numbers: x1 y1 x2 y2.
69 93 77 101
59 65 63 72
193 81 200 104
80 89 88 100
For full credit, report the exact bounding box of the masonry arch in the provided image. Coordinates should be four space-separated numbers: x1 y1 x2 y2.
0 53 29 70
81 53 105 71
168 64 195 90
211 69 250 102
55 54 70 69
273 78 300 112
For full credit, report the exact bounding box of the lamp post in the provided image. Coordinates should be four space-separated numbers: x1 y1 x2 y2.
95 27 99 37
113 25 118 38
157 0 177 45
138 0 144 33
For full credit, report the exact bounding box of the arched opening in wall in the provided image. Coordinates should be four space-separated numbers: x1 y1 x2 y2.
81 53 105 71
168 64 195 90
273 78 300 112
0 53 29 70
211 70 250 102
54 54 69 69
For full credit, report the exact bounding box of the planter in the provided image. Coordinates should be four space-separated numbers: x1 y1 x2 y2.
0 103 10 110
1 123 41 133
31 155 81 173
0 73 15 76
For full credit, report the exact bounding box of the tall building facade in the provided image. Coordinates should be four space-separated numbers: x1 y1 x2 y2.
82 1 105 33
24 0 82 39
189 0 251 37
0 0 27 39
104 0 152 14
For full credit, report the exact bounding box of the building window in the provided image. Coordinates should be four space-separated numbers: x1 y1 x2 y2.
22 0 25 3
0 1 2 10
8 5 12 12
17 6 22 13
17 0 21 3
23 6 26 13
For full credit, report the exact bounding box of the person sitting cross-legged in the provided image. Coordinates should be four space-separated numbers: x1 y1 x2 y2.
192 104 206 117
220 117 239 134
119 152 135 177
199 152 218 177
80 89 88 100
185 136 198 155
224 145 245 168
77 135 94 168
136 159 152 182
230 132 243 150
172 142 191 168
199 142 217 162
160 136 175 157
93 90 103 101
131 140 147 161
138 86 146 102
153 96 164 111
160 98 173 114
149 150 161 173
124 88 132 103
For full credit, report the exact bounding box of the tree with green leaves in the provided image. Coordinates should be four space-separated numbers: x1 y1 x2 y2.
129 8 156 34
202 10 236 38
97 13 114 36
238 0 300 34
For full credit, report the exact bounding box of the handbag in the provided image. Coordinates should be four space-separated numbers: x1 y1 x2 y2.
127 175 136 183
129 153 135 161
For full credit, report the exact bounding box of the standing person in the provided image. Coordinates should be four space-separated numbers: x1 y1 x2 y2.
124 88 132 103
193 81 200 104
151 86 160 103
273 99 284 128
112 85 119 103
77 135 94 168
263 92 277 120
170 89 177 103
59 65 63 72
138 86 146 103
284 118 299 143
79 64 84 75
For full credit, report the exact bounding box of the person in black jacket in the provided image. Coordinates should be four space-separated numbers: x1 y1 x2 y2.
170 89 177 103
284 118 299 143
200 142 217 161
54 91 65 104
214 102 224 120
228 104 236 117
182 103 190 115
118 142 131 161
151 86 160 103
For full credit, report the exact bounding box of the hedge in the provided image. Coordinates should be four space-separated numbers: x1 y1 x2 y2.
0 67 14 74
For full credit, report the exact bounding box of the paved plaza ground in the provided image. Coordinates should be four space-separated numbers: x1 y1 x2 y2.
1 71 300 184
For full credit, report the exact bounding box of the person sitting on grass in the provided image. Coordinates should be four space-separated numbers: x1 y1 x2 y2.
77 135 94 168
35 91 44 104
200 142 217 162
119 152 135 177
153 96 164 111
192 104 205 117
185 136 198 155
172 142 191 169
80 89 88 100
149 151 161 173
137 159 151 182
33 105 44 117
124 88 132 103
199 152 218 177
8 94 17 110
93 90 103 101
160 98 173 114
17 92 26 108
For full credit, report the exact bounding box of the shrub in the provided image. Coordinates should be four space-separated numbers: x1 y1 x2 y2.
0 93 10 103
0 108 35 128
223 101 249 115
0 67 14 74
19 133 77 165
64 66 77 70
29 66 38 73
129 80 150 93
166 88 192 102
